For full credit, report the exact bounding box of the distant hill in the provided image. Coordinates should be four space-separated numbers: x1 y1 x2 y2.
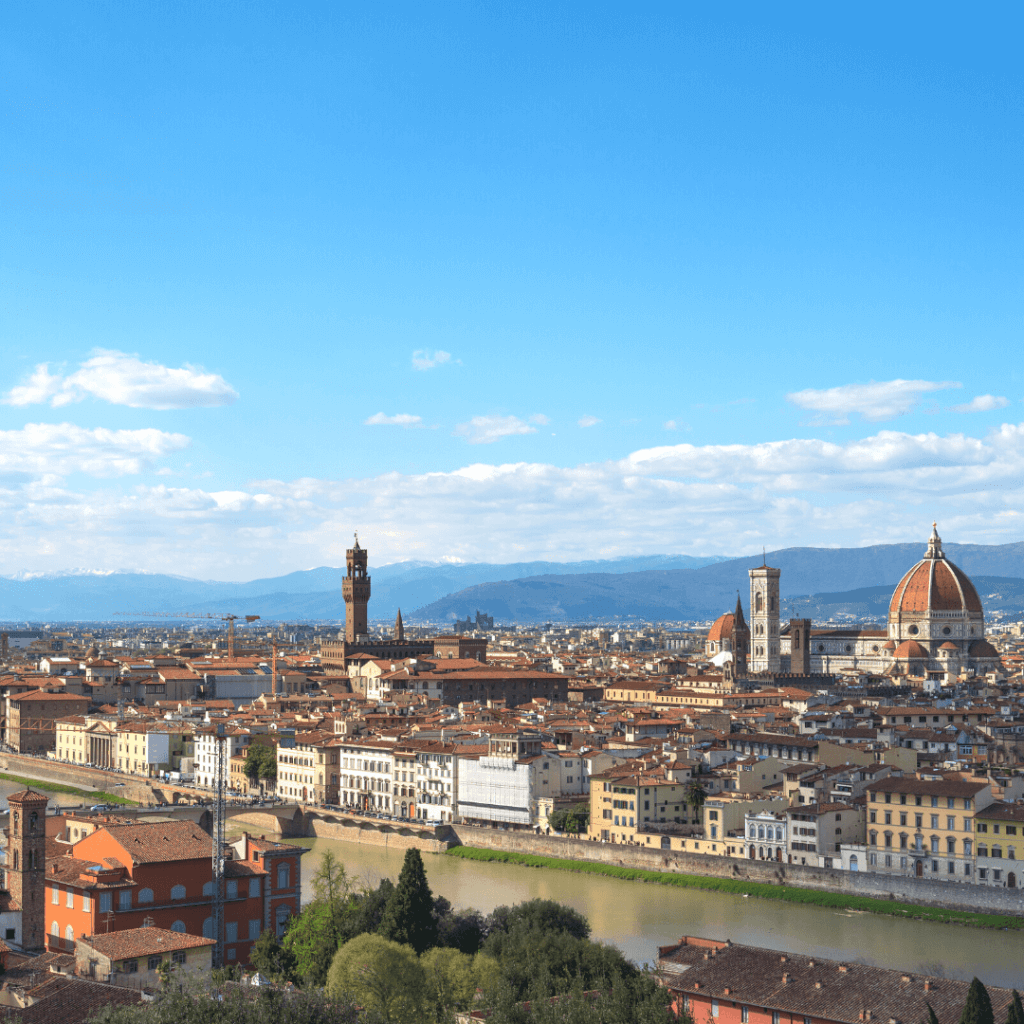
411 542 1024 623
0 553 727 622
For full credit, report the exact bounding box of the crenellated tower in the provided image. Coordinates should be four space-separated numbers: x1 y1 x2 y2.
342 534 371 642
6 789 48 950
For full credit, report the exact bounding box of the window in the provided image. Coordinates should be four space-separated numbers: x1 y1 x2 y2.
931 815 939 830
226 880 238 899
148 956 162 971
202 917 214 939
125 960 138 974
773 1013 780 1024
171 884 186 900
137 888 154 904
742 1009 749 1023
226 921 238 942
711 1000 720 1018
249 919 261 940
277 863 290 889
172 950 187 965
171 920 186 933
52 887 59 905
100 892 112 914
119 890 132 911
203 881 214 897
83 893 91 912
66 924 74 942
249 878 260 898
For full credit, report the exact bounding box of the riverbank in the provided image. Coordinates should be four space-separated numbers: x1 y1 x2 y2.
446 847 1024 930
0 772 135 806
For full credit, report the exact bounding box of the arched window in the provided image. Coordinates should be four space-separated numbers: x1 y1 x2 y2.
171 884 186 900
202 917 214 939
137 888 154 904
203 881 214 897
12 850 17 871
277 863 290 889
748 826 756 838
171 920 186 933
275 905 290 937
51 921 59 937
849 855 859 871
65 924 74 942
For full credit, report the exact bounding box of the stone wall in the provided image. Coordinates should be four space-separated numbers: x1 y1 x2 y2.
446 824 1024 916
0 752 157 805
230 811 307 838
308 817 450 853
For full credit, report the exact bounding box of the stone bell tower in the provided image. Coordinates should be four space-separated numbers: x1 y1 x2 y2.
6 789 48 950
342 534 371 642
749 561 781 674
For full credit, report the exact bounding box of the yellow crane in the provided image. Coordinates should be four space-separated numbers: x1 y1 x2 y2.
114 611 260 659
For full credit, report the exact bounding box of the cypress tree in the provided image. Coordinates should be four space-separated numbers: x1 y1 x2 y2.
379 847 438 953
960 978 995 1024
1007 990 1024 1024
925 1003 940 1024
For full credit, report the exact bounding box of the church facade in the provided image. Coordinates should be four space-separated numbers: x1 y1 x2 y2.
706 526 1000 681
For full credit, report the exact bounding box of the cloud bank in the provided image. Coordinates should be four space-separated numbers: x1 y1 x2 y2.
4 421 1024 579
3 350 238 410
786 379 960 423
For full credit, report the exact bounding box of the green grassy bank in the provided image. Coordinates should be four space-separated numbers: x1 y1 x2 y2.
0 771 136 806
446 846 1024 930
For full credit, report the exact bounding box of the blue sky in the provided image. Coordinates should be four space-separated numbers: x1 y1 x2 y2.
3 2 1023 578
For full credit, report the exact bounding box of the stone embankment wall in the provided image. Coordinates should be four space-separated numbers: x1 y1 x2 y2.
0 752 158 805
307 817 450 853
446 824 1024 917
230 811 307 838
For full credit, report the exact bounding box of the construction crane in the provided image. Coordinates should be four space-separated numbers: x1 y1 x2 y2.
211 722 227 968
114 612 260 659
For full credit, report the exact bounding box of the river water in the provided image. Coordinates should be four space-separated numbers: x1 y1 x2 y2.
0 777 94 811
284 836 1024 989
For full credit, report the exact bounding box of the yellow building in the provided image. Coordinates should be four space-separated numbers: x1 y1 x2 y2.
588 764 698 844
865 775 992 881
55 715 118 767
972 802 1024 889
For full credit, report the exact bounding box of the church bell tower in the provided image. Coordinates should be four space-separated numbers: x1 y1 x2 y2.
749 562 781 674
6 789 48 950
342 534 371 642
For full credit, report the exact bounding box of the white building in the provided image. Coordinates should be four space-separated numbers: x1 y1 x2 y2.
194 726 250 788
335 739 395 813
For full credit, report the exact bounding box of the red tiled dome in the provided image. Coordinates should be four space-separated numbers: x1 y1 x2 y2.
939 641 959 651
893 640 929 659
969 638 999 659
707 613 735 644
883 640 897 651
888 525 983 618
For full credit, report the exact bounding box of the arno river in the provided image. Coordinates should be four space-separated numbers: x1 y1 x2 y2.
285 836 1024 989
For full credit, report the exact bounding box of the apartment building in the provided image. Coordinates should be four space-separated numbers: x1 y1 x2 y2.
194 726 251 788
864 776 992 879
411 741 459 823
336 738 396 813
116 721 193 777
6 690 90 753
972 801 1024 888
275 730 340 805
785 801 865 867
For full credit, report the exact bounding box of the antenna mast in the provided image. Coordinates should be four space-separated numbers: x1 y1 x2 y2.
211 722 226 968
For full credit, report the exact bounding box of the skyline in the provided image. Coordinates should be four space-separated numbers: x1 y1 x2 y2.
4 3 1023 579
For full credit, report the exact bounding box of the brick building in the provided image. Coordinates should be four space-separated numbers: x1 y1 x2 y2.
6 690 91 753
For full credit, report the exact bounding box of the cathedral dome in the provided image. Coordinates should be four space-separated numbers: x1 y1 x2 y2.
707 613 735 645
893 640 929 659
888 524 982 618
969 638 999 659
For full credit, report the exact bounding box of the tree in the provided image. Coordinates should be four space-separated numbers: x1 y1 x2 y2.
243 741 278 787
437 906 487 955
283 899 343 987
684 779 707 820
378 848 438 953
327 934 425 1024
925 1003 940 1024
250 927 298 984
485 899 591 949
961 978 995 1024
421 947 480 1021
1007 991 1024 1024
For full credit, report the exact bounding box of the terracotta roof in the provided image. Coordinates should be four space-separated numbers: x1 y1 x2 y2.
86 820 212 865
657 936 1013 1024
707 614 735 644
80 926 215 961
889 556 982 617
969 638 999 658
892 640 929 659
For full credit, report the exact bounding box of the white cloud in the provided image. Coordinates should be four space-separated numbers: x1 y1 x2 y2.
0 423 190 477
529 414 550 426
950 394 1010 413
786 379 960 423
7 421 1024 578
411 349 453 371
453 415 537 444
578 415 600 428
664 420 678 431
2 350 238 409
364 412 423 427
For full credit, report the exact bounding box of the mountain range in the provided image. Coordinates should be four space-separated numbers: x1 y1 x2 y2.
2 543 1023 625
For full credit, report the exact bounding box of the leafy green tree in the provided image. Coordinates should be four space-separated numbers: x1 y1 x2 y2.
250 928 298 984
437 906 486 955
284 899 344 987
91 984 358 1024
961 978 995 1024
421 947 480 1020
378 848 438 953
487 973 676 1024
339 877 394 943
485 899 591 950
684 779 707 820
243 740 278 786
564 802 590 835
1007 991 1024 1024
327 934 425 1024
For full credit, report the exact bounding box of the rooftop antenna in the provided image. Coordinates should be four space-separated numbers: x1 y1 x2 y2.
762 547 766 566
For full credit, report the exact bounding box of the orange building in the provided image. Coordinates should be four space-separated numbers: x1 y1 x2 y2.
43 820 302 967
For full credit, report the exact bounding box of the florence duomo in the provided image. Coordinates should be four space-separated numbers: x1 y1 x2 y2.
706 523 1001 682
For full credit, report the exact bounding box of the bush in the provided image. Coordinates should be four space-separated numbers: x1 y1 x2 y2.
327 934 425 1024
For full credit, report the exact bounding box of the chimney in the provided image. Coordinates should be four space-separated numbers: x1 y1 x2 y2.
924 981 932 992
815 982 822 990
838 965 848 973
724 988 731 996
782 974 790 985
901 976 910 984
